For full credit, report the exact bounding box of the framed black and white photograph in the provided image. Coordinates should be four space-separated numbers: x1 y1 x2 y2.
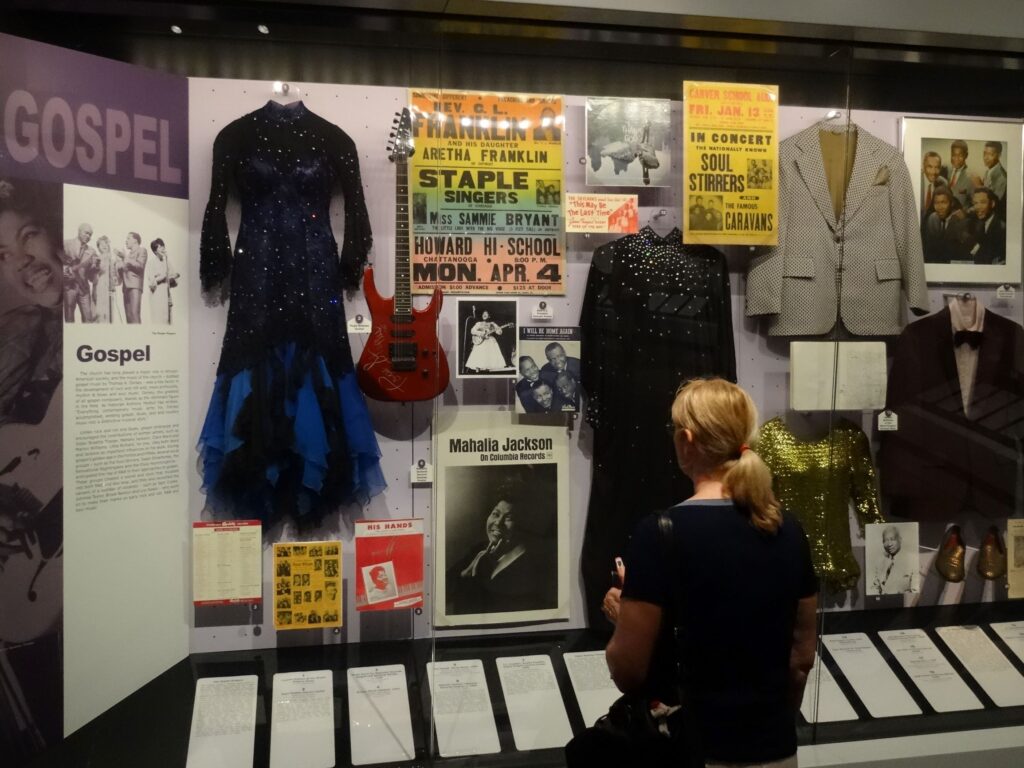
515 327 581 414
455 298 518 379
586 97 672 187
865 522 921 597
434 411 569 627
901 117 1022 284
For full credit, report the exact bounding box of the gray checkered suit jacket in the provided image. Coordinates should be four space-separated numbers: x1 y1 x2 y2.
746 123 929 336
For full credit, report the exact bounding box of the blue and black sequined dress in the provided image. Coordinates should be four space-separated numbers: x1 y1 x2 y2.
198 100 385 526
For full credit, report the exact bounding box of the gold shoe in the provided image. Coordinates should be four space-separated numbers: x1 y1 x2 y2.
977 526 1007 580
936 525 966 583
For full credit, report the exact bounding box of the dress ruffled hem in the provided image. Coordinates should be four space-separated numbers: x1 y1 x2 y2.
198 343 385 527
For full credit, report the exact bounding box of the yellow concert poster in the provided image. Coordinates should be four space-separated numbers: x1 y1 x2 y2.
273 541 342 630
408 89 565 295
683 81 779 246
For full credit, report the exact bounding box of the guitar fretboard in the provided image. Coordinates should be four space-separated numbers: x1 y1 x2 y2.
394 160 411 316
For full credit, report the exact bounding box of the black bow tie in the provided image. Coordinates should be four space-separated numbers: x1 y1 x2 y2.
954 330 983 349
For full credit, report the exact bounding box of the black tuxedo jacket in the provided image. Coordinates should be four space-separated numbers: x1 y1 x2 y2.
879 307 1024 520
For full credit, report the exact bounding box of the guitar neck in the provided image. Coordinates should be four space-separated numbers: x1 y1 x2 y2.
394 159 411 317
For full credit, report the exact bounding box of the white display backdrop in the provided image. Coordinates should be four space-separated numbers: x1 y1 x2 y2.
63 188 192 733
187 78 1022 654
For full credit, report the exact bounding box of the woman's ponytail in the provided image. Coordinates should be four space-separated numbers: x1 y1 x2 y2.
722 448 781 534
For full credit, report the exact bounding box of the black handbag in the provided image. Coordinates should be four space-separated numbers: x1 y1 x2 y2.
565 512 703 768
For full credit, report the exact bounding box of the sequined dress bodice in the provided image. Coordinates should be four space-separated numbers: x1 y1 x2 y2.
756 417 884 592
201 100 372 376
581 227 736 438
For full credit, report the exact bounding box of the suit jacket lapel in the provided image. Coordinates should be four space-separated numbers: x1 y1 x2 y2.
932 307 965 417
839 127 882 226
793 125 838 231
972 310 1004 418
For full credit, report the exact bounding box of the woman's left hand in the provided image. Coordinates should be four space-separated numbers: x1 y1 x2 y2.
602 586 622 624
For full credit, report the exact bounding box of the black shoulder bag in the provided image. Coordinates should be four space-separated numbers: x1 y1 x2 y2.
565 511 704 768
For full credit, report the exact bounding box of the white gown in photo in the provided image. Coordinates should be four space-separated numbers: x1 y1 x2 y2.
147 255 174 325
465 321 507 371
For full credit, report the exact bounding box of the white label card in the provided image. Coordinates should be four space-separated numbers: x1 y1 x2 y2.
409 461 434 486
877 411 898 432
563 651 620 726
530 302 554 321
800 654 858 723
996 284 1016 300
496 655 573 751
186 676 259 768
426 660 501 758
990 621 1024 665
879 629 982 712
935 625 1024 707
269 671 334 768
347 315 372 334
347 665 415 765
821 633 922 718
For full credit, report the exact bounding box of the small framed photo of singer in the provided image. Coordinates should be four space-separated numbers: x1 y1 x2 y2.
455 298 518 379
901 117 1022 285
864 522 921 596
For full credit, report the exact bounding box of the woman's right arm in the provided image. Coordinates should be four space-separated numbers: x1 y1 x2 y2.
788 594 818 709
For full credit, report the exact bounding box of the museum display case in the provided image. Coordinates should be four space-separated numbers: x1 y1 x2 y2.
1 1 1023 766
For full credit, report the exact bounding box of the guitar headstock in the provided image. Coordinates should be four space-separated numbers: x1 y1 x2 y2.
388 108 415 163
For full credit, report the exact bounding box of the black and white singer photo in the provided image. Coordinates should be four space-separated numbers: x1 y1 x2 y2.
362 562 398 605
456 298 518 378
0 175 64 760
147 238 180 324
443 465 557 617
516 327 582 414
866 522 920 596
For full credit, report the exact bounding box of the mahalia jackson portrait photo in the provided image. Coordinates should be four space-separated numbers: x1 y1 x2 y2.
443 465 558 617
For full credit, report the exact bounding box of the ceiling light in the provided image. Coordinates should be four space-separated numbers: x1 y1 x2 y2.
170 25 183 35
257 24 270 34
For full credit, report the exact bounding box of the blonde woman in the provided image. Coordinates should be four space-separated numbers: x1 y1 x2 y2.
602 378 818 768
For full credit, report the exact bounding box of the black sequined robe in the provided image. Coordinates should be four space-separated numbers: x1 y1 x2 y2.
579 226 736 625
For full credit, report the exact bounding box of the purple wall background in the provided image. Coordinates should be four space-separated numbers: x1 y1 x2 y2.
0 32 187 766
0 33 188 199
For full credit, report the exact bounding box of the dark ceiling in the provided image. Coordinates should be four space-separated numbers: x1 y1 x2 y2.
2 0 1023 114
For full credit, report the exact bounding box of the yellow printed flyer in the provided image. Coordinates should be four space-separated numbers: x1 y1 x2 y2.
408 89 565 295
273 541 342 630
683 81 778 246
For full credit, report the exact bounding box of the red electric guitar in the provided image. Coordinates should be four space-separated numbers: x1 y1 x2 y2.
357 109 450 401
